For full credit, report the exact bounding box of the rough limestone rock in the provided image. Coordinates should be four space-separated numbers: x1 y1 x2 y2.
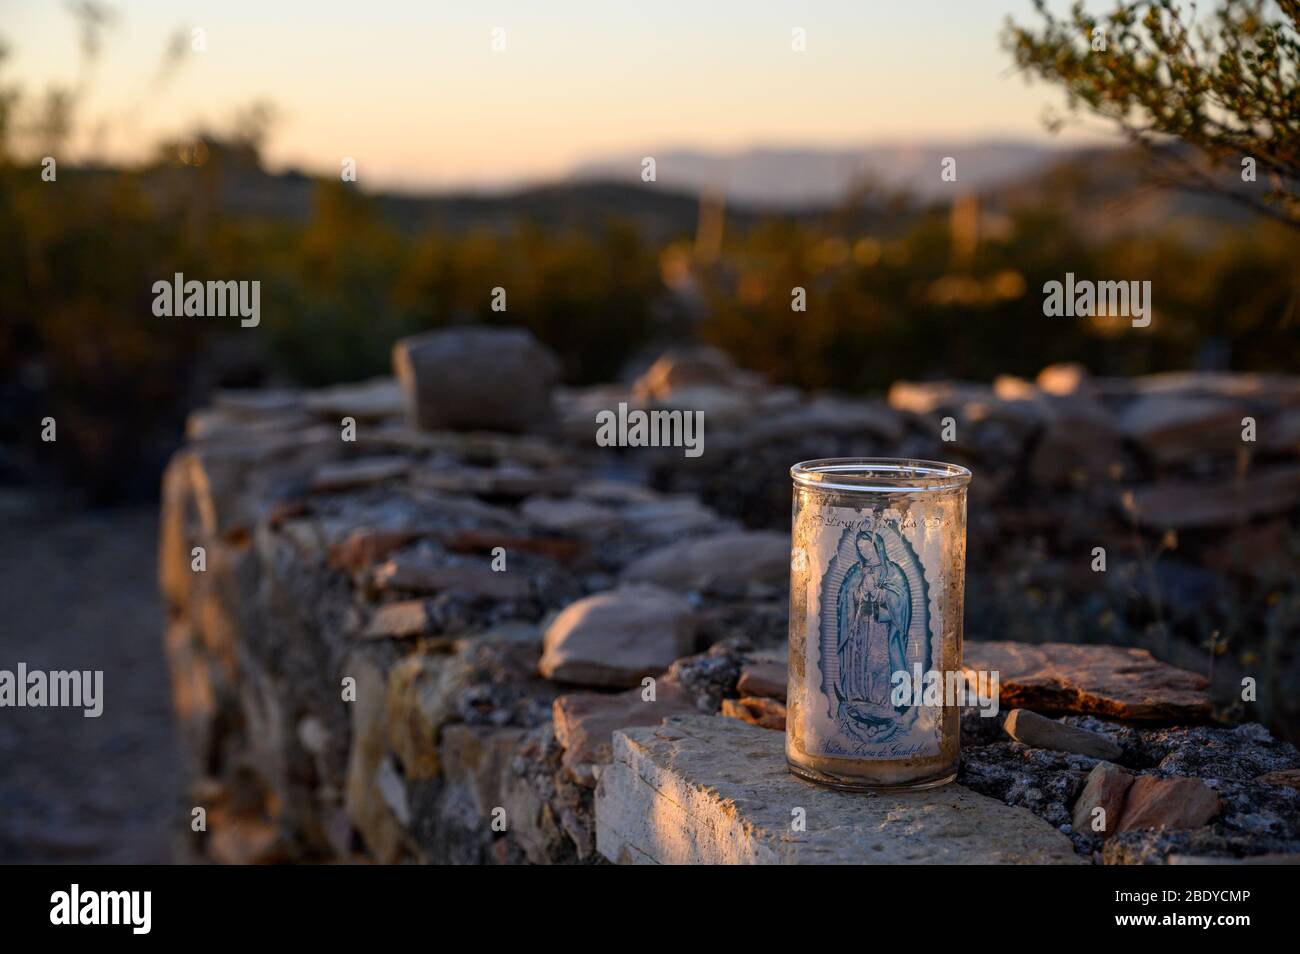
372 557 529 601
1118 393 1246 465
662 641 749 711
617 497 726 540
1004 708 1123 761
721 696 787 730
1037 362 1092 396
520 496 620 536
384 652 471 780
956 740 1101 855
963 641 1211 723
595 715 1083 864
552 681 697 787
1257 769 1300 789
888 378 1048 462
620 531 789 595
539 585 697 688
1028 393 1122 488
432 724 532 862
653 384 757 426
412 464 574 499
632 345 760 400
361 600 433 639
1117 776 1221 833
741 396 907 445
1122 464 1300 530
1264 408 1300 453
887 380 993 416
327 528 425 575
393 326 560 433
736 653 788 700
962 715 1300 860
344 653 411 863
187 428 342 537
1071 762 1134 839
310 456 410 492
1103 828 1300 865
303 377 406 421
1134 722 1299 780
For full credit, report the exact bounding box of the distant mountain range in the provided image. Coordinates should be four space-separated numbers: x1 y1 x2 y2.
568 141 1070 208
118 136 1246 241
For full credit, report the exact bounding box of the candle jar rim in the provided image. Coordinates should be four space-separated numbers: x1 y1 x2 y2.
790 457 972 494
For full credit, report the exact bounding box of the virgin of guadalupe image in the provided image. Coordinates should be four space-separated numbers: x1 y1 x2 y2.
833 530 913 743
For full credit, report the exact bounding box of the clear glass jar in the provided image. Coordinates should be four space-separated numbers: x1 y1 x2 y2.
786 458 971 791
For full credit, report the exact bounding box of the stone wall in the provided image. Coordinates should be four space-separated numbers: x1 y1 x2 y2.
159 333 1300 864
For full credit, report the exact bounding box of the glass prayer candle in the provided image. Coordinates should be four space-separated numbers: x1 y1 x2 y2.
786 458 971 791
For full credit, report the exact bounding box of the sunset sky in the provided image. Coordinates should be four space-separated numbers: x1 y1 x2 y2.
6 0 1111 191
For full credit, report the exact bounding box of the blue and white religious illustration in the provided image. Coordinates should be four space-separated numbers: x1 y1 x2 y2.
816 521 934 754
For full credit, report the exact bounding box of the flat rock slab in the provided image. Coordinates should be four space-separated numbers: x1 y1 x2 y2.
304 377 406 420
620 531 789 595
964 641 1210 723
1122 464 1300 530
540 584 696 688
361 600 432 639
1118 393 1246 463
553 681 698 787
520 496 620 536
310 456 410 492
1004 707 1122 760
595 715 1083 864
736 652 787 700
412 464 574 499
372 556 529 600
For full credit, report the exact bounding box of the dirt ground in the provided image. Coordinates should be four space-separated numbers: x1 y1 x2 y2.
0 492 182 863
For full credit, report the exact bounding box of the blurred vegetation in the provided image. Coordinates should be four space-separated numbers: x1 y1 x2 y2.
2 10 1299 500
696 195 1299 390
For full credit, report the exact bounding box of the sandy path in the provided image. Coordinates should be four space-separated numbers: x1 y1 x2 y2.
0 496 182 863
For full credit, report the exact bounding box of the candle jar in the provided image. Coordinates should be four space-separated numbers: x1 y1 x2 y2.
786 458 971 791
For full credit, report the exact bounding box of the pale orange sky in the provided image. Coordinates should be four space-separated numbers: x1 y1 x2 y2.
5 0 1111 190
